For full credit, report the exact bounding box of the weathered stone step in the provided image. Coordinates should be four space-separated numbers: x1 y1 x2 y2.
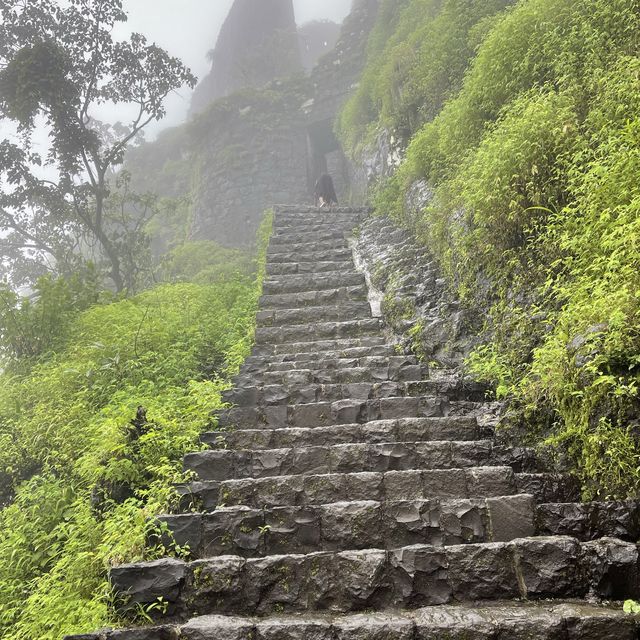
216 395 450 430
158 494 538 559
203 417 483 451
255 318 383 346
256 302 372 327
65 601 640 640
536 499 640 540
184 440 539 483
270 229 348 245
180 470 579 514
248 340 395 361
235 364 425 387
262 272 366 294
267 259 356 276
110 536 639 618
199 466 519 510
275 216 363 229
260 286 368 309
222 379 486 408
267 248 353 264
160 498 640 561
268 239 350 256
273 208 368 225
245 354 420 374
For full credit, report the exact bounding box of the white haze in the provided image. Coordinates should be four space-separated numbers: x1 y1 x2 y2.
105 0 354 135
1 1 353 152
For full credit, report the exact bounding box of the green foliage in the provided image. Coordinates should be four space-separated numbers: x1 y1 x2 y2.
158 240 253 285
0 0 197 291
0 268 104 367
0 39 77 127
338 0 516 155
624 600 640 614
342 0 640 498
0 210 273 638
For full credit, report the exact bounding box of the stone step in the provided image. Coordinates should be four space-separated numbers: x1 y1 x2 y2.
266 249 354 264
235 364 425 387
266 259 356 276
194 466 521 510
110 536 640 618
159 498 640 561
184 440 539 483
248 340 395 360
274 205 368 214
273 208 368 225
270 229 348 245
158 494 539 559
262 273 366 294
222 379 485 408
256 302 372 328
216 395 451 430
268 239 350 256
260 286 368 309
65 601 640 640
274 219 362 233
536 499 640 540
203 417 484 451
244 354 420 374
179 470 579 514
254 318 383 346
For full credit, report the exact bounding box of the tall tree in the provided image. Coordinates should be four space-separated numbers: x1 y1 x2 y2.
0 0 197 291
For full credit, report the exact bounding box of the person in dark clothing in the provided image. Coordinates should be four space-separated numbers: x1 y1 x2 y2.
314 173 338 208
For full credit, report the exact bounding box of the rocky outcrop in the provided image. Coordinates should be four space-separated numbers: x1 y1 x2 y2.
67 206 640 640
353 213 476 368
189 0 302 116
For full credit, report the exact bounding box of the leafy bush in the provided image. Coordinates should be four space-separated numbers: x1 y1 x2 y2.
341 0 640 497
0 212 272 639
337 0 515 155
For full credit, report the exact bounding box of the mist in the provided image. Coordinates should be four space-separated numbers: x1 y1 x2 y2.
111 0 353 134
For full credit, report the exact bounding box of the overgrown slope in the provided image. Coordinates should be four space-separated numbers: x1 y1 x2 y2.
0 216 272 639
339 0 640 498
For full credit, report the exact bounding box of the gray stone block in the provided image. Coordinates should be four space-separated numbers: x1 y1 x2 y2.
584 537 640 599
110 558 186 611
256 618 333 640
487 494 536 542
180 615 254 640
512 535 583 598
333 613 415 639
389 545 451 606
447 542 518 601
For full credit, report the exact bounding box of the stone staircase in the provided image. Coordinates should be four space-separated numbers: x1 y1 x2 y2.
69 206 640 639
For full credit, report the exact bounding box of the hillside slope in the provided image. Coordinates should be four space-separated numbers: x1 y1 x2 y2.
339 0 640 499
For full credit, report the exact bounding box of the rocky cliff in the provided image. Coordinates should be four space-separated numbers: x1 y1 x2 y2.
190 0 302 116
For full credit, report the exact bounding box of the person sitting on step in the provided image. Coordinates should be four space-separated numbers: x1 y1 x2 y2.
314 173 338 208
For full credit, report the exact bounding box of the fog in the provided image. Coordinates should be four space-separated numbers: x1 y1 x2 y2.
110 0 354 133
1 1 353 147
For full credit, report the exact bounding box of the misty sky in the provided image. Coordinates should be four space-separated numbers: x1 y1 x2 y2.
1 1 353 150
110 0 354 133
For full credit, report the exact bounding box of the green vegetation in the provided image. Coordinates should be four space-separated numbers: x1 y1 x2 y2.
0 212 272 639
340 0 640 498
0 0 197 291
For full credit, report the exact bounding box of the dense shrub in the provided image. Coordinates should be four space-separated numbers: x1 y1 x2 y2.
0 213 272 639
340 0 640 497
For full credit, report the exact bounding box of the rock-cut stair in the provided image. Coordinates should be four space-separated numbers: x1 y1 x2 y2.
68 206 640 639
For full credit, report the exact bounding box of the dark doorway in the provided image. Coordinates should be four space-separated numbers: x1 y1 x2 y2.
306 119 341 196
